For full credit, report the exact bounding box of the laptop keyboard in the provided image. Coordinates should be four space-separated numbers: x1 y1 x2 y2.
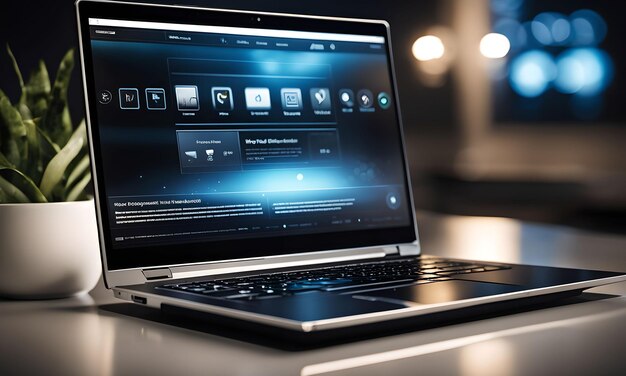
158 258 509 301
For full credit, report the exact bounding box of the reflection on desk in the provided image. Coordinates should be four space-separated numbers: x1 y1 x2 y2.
1 212 625 375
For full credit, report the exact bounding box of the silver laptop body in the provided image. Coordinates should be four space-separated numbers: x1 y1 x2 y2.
76 0 626 335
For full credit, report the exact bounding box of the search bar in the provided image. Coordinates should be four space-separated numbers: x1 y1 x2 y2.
168 58 331 80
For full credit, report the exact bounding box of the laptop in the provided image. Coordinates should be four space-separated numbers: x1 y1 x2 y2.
76 0 626 341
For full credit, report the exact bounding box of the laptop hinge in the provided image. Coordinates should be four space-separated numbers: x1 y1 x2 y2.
142 267 173 281
398 243 420 256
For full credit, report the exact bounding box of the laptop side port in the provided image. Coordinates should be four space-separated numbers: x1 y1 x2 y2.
131 295 147 304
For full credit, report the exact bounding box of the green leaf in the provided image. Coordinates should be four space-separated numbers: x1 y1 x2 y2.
0 167 47 203
0 151 14 168
23 119 42 181
6 44 24 89
39 120 85 200
36 121 61 153
0 174 30 203
0 129 47 203
0 92 27 169
5 45 32 121
21 60 51 120
65 154 89 191
34 121 61 174
66 172 91 202
40 49 73 146
0 48 88 203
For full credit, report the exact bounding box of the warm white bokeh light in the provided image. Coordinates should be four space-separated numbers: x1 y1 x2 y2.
480 33 511 59
412 35 445 61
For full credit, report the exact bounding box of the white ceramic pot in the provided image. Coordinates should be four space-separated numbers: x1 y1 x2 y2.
0 199 102 299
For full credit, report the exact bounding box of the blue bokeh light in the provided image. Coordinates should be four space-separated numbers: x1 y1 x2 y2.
551 18 571 43
570 9 607 45
491 0 523 17
493 18 524 50
516 23 529 47
531 19 552 45
531 12 571 46
554 48 613 96
509 50 556 97
498 6 613 101
570 18 595 45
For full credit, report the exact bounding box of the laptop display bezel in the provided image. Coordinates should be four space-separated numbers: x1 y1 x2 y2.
77 0 418 272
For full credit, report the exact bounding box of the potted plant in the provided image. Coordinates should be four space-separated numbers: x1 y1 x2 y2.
0 46 101 299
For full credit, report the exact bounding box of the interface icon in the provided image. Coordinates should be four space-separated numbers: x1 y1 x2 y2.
310 88 331 110
175 85 199 111
338 89 354 107
245 88 271 110
98 90 112 105
386 192 401 210
377 92 391 109
119 88 139 109
206 149 215 162
280 88 303 110
145 88 166 110
357 89 374 109
211 87 234 111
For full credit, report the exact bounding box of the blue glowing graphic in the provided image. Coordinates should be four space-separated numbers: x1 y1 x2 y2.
509 50 556 97
554 48 613 96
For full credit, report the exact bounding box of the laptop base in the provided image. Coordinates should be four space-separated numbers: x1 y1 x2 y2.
158 289 583 349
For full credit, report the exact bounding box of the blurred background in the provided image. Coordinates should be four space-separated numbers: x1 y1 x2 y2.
2 0 625 233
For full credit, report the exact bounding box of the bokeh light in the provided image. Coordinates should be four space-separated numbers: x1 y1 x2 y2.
480 33 511 58
531 12 570 46
490 0 524 17
554 48 613 96
412 35 445 61
509 50 556 97
569 9 607 46
499 6 612 100
551 18 571 43
493 18 525 50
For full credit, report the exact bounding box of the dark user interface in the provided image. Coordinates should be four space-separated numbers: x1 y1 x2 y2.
89 19 410 250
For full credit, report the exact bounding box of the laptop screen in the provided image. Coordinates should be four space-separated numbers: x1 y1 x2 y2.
79 2 415 270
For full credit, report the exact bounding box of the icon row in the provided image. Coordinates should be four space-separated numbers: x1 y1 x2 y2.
98 88 168 110
174 86 391 112
98 86 392 112
175 86 333 112
338 89 391 110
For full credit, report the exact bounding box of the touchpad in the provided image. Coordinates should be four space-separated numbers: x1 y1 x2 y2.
353 280 524 305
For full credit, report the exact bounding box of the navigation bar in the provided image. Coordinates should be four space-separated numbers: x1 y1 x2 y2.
89 18 385 44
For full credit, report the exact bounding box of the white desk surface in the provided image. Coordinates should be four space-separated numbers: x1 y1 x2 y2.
1 212 625 375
